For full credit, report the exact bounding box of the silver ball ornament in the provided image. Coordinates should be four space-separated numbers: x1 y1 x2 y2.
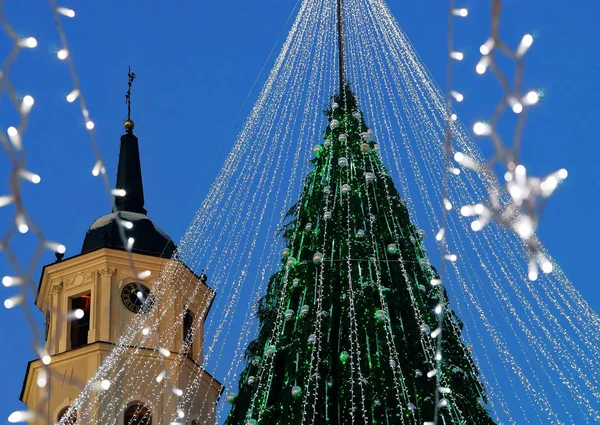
330 119 339 130
361 142 370 153
285 309 294 320
247 376 255 385
313 252 324 264
324 139 331 147
352 111 361 119
390 360 397 368
305 222 312 231
365 172 375 182
324 211 332 220
415 369 422 377
331 102 339 110
341 184 351 195
418 229 426 240
226 392 237 403
300 305 310 316
292 278 300 287
246 420 257 425
291 386 302 399
420 324 431 334
357 229 365 238
338 134 348 142
387 244 398 255
308 334 317 344
338 157 348 167
265 345 276 356
407 403 416 411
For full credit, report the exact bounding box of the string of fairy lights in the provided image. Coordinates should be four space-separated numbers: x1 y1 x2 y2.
3 1 599 425
1 2 184 424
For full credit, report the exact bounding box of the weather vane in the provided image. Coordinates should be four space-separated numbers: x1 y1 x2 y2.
124 66 136 132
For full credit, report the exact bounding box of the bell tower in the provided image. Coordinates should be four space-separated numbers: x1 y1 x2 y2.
20 92 222 424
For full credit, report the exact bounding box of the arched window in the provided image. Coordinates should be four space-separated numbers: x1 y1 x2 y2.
183 309 194 355
124 403 152 425
57 406 77 425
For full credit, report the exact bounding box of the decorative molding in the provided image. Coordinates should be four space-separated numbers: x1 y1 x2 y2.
50 282 63 297
98 268 116 278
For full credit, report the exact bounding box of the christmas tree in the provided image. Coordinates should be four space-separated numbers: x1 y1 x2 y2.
224 87 496 425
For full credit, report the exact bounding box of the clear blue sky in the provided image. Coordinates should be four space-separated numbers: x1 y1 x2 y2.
0 0 598 422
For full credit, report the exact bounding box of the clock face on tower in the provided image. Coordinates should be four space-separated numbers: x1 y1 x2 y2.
121 282 154 314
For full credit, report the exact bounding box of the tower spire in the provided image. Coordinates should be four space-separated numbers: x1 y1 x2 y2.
114 67 146 214
337 0 346 94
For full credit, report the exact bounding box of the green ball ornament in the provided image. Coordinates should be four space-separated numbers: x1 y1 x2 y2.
286 257 297 268
226 392 237 403
291 386 302 399
313 145 323 156
387 244 398 254
374 399 381 407
327 379 334 388
282 248 291 258
246 420 257 425
375 309 386 321
340 351 350 364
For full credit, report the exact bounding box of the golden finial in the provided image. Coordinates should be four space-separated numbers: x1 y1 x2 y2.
124 119 135 132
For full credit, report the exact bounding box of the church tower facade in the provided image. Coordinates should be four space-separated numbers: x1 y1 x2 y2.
20 120 222 424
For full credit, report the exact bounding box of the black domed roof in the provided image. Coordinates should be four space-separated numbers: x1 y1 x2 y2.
81 127 176 259
82 211 176 258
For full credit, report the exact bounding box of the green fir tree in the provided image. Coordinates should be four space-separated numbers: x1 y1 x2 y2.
225 87 496 425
